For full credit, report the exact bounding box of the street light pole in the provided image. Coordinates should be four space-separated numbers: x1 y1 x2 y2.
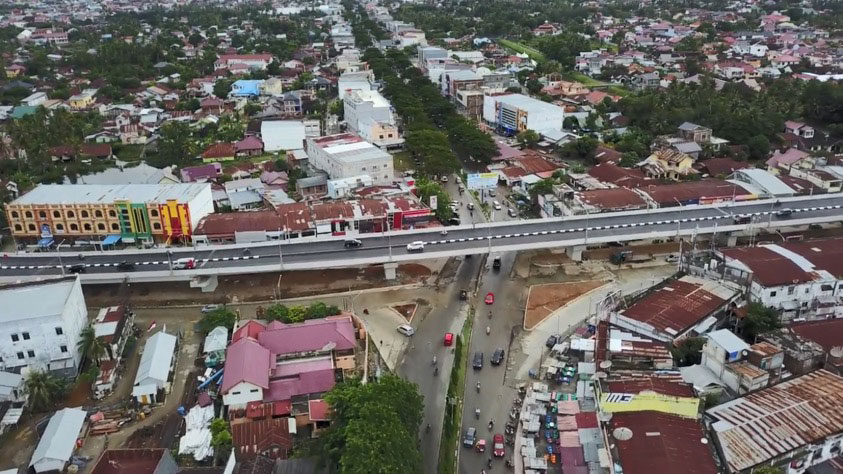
57 239 66 276
387 217 393 262
488 211 494 253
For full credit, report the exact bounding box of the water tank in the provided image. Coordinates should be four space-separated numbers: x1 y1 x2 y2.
829 346 843 366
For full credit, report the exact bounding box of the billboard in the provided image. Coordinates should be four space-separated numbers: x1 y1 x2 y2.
467 173 499 190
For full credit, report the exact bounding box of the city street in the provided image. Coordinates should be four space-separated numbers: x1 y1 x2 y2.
459 251 521 474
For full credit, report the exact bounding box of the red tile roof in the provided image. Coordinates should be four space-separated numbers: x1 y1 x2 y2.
609 412 717 474
202 142 236 159
235 136 264 152
231 418 293 461
697 157 751 177
621 279 729 336
779 237 843 279
577 188 647 211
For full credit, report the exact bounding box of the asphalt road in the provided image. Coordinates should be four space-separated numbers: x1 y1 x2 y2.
3 195 843 278
459 252 520 474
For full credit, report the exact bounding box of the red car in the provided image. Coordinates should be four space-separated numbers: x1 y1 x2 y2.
493 434 505 457
444 332 454 346
485 292 495 305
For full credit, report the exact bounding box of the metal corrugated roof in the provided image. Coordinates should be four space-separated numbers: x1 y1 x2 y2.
30 407 86 469
134 331 177 389
707 369 843 472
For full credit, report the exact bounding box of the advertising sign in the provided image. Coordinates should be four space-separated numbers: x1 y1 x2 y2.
467 173 499 190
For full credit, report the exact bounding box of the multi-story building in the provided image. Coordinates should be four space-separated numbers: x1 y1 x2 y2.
337 70 375 100
6 183 213 245
214 54 274 71
0 276 87 378
455 89 484 121
305 133 394 185
482 93 566 136
67 89 97 110
441 70 483 98
343 90 395 135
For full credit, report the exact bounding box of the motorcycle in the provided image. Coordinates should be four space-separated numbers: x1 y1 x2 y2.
486 326 491 335
488 310 493 319
487 459 492 469
488 419 494 430
434 367 439 376
475 408 480 419
476 382 481 393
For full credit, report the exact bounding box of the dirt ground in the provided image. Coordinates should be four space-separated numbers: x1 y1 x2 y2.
392 303 418 322
524 280 608 330
83 264 432 307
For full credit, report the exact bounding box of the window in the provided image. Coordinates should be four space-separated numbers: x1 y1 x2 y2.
66 210 75 218
55 223 64 231
55 327 63 335
16 352 24 360
232 391 241 395
10 334 18 342
95 210 103 218
80 210 89 218
97 223 106 231
84 223 92 232
60 345 67 353
70 224 78 232
153 223 161 231
788 286 795 295
770 291 777 297
27 350 34 358
806 288 811 294
108 210 117 218
111 223 119 231
150 209 159 217
53 210 61 218
22 332 29 340
379 134 384 139
250 388 259 393
14 224 22 232
39 211 46 219
25 211 32 219
28 224 35 231
10 211 18 219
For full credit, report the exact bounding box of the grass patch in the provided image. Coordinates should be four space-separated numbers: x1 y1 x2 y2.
563 71 607 87
114 144 145 162
393 151 413 172
498 39 546 62
607 85 631 96
437 309 473 474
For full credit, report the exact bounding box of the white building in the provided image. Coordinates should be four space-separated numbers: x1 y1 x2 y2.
338 70 375 100
306 133 394 186
132 331 178 405
21 92 46 107
0 371 24 404
700 329 770 395
0 277 87 378
29 407 86 474
482 93 566 135
344 90 394 135
718 238 843 321
328 175 375 199
261 120 306 152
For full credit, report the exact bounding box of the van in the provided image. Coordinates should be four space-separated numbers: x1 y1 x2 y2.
493 201 502 210
173 257 196 270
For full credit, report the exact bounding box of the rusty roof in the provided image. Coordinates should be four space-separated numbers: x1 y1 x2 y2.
721 246 816 287
609 412 717 474
311 201 354 221
231 418 294 461
577 188 647 210
727 360 768 379
707 369 843 472
641 179 750 205
749 341 782 357
789 319 843 352
620 277 734 337
779 237 843 280
195 211 281 236
606 376 695 398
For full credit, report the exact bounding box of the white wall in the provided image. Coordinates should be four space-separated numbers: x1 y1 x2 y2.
187 185 214 232
262 121 306 152
222 381 263 409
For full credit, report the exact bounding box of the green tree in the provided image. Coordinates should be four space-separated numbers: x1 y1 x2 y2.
153 121 198 167
25 370 66 412
198 307 237 333
213 78 233 98
516 130 540 148
414 178 452 222
77 325 106 367
526 78 543 94
619 152 639 168
560 136 598 161
746 135 770 161
743 303 781 341
752 467 783 474
322 375 423 474
404 128 459 178
670 337 705 366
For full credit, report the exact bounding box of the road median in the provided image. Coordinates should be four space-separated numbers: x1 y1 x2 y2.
437 308 473 474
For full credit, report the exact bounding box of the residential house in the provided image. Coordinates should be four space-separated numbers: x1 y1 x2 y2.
235 136 264 157
765 148 814 174
700 329 772 395
639 149 697 180
132 331 178 405
29 408 86 474
202 142 236 163
677 122 712 144
215 54 274 71
181 163 223 183
91 305 135 398
67 89 98 110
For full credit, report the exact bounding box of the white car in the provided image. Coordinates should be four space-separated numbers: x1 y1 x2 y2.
397 324 415 336
493 201 502 210
407 241 425 252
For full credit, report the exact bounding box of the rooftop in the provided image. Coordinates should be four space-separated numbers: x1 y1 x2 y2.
12 183 209 206
577 188 647 210
789 318 843 352
707 369 843 472
609 411 717 474
231 418 293 461
620 276 735 337
90 449 171 474
30 407 87 469
640 179 749 205
495 93 566 117
257 316 357 356
0 277 78 323
134 331 177 388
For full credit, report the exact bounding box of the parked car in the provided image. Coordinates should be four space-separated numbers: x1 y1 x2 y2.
201 304 222 314
440 176 448 183
117 261 135 271
493 434 505 457
463 427 477 447
546 334 559 348
444 332 454 346
488 189 496 197
508 208 517 218
397 324 415 337
406 241 425 252
344 239 363 248
472 351 484 370
491 348 505 365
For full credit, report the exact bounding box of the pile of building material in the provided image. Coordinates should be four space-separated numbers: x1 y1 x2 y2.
88 410 132 436
178 404 215 461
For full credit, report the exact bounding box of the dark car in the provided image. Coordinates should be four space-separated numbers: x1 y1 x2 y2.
491 348 505 365
463 427 477 447
492 256 502 269
117 261 135 271
459 289 468 300
472 351 484 370
344 239 363 248
67 264 85 274
545 335 559 348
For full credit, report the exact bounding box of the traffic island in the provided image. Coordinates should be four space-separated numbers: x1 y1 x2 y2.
523 281 608 330
438 309 473 474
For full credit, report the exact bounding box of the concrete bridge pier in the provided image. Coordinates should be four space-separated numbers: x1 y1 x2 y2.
190 274 219 293
566 245 585 262
384 262 398 280
720 233 738 247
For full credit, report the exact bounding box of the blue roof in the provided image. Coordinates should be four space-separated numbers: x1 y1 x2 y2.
37 237 54 248
230 80 263 97
101 235 122 246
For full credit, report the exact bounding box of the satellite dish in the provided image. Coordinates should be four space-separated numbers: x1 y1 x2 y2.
613 427 633 441
599 361 613 369
598 412 613 422
594 371 607 379
700 438 709 445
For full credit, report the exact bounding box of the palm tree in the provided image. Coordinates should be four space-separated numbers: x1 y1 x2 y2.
25 370 65 412
77 325 106 367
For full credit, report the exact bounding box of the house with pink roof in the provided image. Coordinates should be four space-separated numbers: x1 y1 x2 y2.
766 148 814 174
221 315 358 426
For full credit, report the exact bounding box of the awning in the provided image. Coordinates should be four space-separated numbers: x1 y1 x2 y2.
101 235 122 246
37 237 54 248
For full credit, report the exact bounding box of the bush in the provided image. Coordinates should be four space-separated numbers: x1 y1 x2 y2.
264 302 342 324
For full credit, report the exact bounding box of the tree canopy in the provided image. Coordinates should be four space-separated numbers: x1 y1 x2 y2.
198 307 238 333
321 375 424 474
742 303 782 341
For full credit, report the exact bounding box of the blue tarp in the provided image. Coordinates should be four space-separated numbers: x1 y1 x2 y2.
37 237 54 248
101 235 121 246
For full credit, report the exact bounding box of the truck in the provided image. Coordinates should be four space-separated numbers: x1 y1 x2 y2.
610 250 653 265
